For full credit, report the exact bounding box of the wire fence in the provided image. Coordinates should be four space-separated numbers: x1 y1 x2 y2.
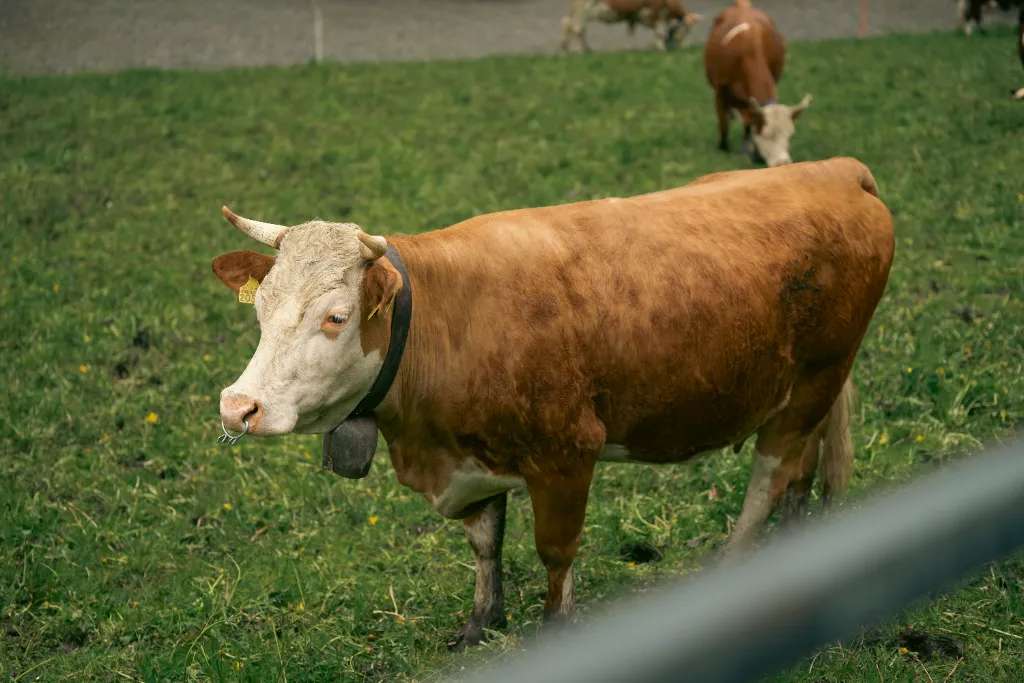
456 437 1024 683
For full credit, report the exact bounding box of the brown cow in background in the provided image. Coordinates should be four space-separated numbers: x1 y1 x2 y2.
704 1 811 166
561 0 702 52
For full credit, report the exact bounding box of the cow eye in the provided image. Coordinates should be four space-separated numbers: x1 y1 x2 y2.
321 312 349 336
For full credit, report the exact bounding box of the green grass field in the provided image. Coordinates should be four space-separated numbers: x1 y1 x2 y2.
2 26 1023 682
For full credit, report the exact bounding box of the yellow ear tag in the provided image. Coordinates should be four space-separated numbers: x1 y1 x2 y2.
238 276 259 305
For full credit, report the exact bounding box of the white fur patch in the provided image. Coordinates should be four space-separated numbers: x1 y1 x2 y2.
598 443 645 463
432 460 525 518
721 22 750 46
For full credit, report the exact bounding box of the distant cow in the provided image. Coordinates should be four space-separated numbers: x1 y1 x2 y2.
704 0 812 166
561 0 702 52
958 0 1021 35
213 158 893 648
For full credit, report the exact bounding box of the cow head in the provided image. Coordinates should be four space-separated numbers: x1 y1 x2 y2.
747 95 812 167
212 207 401 436
666 4 703 45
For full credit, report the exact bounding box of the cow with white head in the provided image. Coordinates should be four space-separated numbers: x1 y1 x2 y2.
208 157 893 649
704 1 813 167
213 207 401 440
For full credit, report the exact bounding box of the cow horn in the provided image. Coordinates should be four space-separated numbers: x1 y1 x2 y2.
791 94 813 116
221 206 287 248
356 230 388 260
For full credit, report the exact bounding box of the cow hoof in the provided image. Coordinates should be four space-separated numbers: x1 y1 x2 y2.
447 625 484 651
447 614 507 651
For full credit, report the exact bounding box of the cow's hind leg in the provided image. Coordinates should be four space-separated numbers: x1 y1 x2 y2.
525 461 595 622
778 424 824 525
724 372 852 556
449 493 508 650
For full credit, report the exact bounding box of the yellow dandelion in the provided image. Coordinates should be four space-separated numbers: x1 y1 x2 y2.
222 502 233 512
79 364 90 374
626 561 637 569
145 411 159 424
914 434 925 443
368 515 379 526
878 432 890 446
294 601 305 613
898 646 910 655
52 282 61 294
202 353 212 362
233 661 244 672
83 334 92 344
905 367 913 374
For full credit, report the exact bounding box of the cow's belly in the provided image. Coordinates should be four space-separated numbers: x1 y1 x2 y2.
429 459 525 518
603 383 794 463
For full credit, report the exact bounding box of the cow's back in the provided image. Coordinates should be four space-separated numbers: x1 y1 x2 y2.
704 2 784 103
390 158 893 466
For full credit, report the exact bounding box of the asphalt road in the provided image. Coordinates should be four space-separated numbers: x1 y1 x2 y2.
0 1 1017 75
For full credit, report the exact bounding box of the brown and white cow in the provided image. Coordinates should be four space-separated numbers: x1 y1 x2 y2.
561 0 702 52
212 157 893 648
704 1 812 167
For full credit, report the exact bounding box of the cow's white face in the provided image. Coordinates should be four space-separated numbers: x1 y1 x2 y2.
751 95 812 168
213 215 400 436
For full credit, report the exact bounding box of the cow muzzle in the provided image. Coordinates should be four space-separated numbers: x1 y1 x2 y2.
220 392 264 434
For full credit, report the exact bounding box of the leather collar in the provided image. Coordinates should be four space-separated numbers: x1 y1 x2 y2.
349 244 412 419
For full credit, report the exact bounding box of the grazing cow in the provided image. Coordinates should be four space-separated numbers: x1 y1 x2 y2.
704 0 812 167
561 0 702 52
213 157 893 648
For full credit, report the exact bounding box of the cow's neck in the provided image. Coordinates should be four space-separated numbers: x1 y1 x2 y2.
370 231 458 447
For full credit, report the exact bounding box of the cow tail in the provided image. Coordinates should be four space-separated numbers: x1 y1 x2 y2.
819 376 855 504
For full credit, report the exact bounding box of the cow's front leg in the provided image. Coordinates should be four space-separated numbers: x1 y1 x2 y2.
525 463 595 622
715 90 731 151
449 493 508 650
742 124 755 158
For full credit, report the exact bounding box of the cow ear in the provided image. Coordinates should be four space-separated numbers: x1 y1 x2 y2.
362 257 403 320
790 94 812 120
211 250 276 292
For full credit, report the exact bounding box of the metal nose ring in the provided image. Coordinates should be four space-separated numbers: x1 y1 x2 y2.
218 419 249 446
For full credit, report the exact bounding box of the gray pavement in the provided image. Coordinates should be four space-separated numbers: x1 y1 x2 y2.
0 1 1018 75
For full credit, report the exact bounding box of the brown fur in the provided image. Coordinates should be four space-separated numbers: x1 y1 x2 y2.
371 157 894 621
212 250 276 292
703 1 785 144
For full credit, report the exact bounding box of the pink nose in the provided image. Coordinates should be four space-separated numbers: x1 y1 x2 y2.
220 393 263 432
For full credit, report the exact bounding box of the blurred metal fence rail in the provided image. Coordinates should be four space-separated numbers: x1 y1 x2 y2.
456 437 1024 683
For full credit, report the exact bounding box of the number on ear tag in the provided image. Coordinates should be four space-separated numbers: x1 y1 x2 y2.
238 276 259 305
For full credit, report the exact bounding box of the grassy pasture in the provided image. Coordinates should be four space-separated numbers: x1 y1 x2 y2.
2 26 1023 682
